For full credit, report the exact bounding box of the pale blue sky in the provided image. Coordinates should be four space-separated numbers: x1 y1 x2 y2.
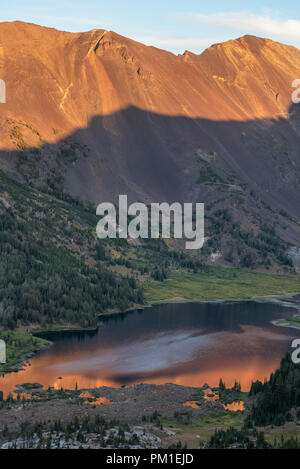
1 1 300 54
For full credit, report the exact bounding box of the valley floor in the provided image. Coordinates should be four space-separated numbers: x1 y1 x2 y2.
144 267 300 304
0 383 299 449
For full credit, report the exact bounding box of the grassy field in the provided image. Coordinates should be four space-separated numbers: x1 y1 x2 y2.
262 422 300 446
144 266 300 303
162 411 244 448
162 411 300 448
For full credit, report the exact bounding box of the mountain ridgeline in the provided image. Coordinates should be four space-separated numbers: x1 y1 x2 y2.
0 21 300 269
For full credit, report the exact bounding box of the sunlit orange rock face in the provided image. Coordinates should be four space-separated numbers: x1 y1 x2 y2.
1 21 300 215
1 23 299 128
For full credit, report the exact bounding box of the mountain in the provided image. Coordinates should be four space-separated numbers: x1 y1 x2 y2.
0 21 300 269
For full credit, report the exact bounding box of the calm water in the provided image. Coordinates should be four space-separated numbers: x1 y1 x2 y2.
1 300 299 395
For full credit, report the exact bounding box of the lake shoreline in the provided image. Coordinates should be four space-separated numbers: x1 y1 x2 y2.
2 292 300 377
272 320 300 331
0 342 52 376
269 297 300 331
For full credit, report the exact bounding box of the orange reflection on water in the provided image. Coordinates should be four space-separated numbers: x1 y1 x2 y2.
183 397 245 412
0 315 295 399
223 401 245 412
141 356 282 391
79 392 113 406
183 401 200 409
203 389 219 401
0 352 284 398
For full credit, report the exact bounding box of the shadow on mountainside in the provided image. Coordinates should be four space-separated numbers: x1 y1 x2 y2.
1 104 300 226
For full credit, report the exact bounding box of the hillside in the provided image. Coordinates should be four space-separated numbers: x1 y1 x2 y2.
0 22 300 268
0 168 299 335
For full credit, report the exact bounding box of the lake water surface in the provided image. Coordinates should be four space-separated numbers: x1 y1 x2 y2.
1 300 299 395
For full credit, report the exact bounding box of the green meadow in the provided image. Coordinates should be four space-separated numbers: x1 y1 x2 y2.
144 266 300 303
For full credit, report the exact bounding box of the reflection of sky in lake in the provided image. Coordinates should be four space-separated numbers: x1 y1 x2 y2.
1 300 299 395
50 330 214 374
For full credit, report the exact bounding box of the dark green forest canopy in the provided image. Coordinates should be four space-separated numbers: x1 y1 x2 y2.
0 170 143 328
249 354 300 426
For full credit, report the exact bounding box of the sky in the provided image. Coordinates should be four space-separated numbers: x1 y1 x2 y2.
1 1 300 54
